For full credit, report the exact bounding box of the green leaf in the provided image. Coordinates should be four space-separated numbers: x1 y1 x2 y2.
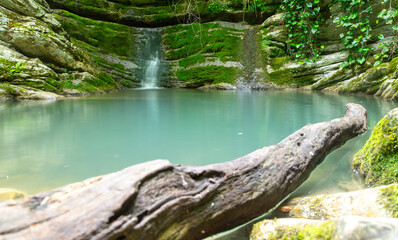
356 57 366 64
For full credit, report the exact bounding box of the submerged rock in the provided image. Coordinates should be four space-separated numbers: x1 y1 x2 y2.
251 216 398 240
353 108 398 186
0 188 26 201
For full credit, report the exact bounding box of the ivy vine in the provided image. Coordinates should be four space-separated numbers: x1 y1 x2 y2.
374 0 398 66
281 0 325 64
333 0 373 67
283 0 398 68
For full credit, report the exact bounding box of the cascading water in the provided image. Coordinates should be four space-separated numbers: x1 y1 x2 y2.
143 51 160 88
140 28 163 88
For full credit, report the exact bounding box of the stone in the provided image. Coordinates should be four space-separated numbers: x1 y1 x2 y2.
264 26 287 43
0 0 47 18
277 184 398 220
261 13 284 28
198 82 237 90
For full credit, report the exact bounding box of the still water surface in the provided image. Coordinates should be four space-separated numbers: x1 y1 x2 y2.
0 89 396 197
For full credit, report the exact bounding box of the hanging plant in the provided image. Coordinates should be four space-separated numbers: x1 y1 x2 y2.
281 0 325 64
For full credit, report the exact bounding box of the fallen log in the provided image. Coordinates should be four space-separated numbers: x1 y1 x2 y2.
0 103 368 240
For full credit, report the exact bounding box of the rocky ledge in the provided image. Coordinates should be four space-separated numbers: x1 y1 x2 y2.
0 0 119 100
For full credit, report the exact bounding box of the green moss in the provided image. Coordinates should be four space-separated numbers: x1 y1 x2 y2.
164 22 243 66
176 66 237 85
0 84 19 97
54 10 134 57
251 220 336 240
269 57 288 69
353 111 398 187
378 185 398 218
13 80 60 93
119 80 139 88
60 80 97 93
178 54 206 68
269 70 293 85
0 59 26 80
60 72 118 93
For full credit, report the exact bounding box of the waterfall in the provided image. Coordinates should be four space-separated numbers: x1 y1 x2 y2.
236 27 264 91
140 28 163 89
143 51 160 88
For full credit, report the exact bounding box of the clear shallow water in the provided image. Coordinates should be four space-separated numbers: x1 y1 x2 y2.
0 89 396 196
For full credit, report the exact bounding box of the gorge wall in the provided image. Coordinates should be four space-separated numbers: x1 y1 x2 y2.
0 0 397 99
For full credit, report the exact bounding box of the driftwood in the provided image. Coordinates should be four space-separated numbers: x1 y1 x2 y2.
0 103 368 240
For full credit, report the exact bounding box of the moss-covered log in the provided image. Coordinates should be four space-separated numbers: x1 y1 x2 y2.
0 104 367 240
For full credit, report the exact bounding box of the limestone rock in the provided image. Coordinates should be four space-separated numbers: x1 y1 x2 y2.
353 108 398 186
0 1 120 99
261 13 284 28
0 0 48 18
198 83 237 90
276 184 398 220
376 79 398 100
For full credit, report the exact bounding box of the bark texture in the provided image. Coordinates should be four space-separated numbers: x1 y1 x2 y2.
0 103 368 240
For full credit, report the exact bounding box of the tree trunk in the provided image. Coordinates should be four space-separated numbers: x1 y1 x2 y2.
0 103 368 240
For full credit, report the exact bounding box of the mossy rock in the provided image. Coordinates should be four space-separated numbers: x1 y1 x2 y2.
54 10 134 57
163 22 244 64
251 216 398 240
353 108 398 187
251 219 336 240
176 66 238 86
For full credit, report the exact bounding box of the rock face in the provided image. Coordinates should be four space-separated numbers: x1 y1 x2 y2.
257 0 398 99
0 0 119 100
1 0 397 97
45 0 273 27
353 108 398 187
